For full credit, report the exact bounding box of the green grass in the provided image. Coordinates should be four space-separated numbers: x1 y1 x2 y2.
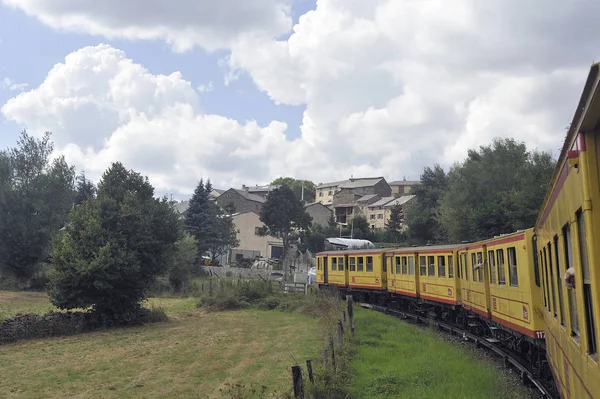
0 291 58 320
349 308 534 399
0 291 321 398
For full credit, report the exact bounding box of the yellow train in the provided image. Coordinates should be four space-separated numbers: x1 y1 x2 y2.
316 63 600 398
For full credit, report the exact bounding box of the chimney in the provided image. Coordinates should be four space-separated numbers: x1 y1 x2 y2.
242 184 248 191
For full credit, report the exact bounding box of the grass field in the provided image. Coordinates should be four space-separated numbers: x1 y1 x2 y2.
349 308 534 399
0 291 320 398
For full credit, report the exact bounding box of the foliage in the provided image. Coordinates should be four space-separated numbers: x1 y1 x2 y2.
0 131 76 284
385 204 406 243
168 234 198 293
184 179 215 257
259 185 312 267
48 162 180 322
73 171 96 206
340 215 374 241
208 205 240 263
438 138 555 242
270 177 316 203
405 164 449 244
197 279 276 311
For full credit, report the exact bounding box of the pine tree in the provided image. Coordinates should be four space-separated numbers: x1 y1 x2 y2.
184 179 216 257
385 204 404 243
74 171 96 205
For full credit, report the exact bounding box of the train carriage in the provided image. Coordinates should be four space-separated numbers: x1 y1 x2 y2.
315 251 348 288
414 245 460 305
535 63 600 399
385 250 418 299
458 244 490 319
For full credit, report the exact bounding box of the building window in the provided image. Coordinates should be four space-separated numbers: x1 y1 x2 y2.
507 247 518 287
370 214 375 220
319 192 323 197
438 256 446 277
448 256 454 278
349 257 356 271
377 214 383 219
357 257 364 272
328 190 333 195
254 227 261 236
366 256 373 272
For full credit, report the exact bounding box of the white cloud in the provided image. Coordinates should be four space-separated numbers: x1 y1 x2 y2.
0 0 292 52
197 81 213 93
1 77 28 91
4 0 600 192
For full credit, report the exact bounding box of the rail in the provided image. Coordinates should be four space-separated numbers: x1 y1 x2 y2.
358 302 555 399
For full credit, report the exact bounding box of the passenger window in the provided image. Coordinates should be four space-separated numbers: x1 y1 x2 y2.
554 235 565 326
338 257 344 271
548 244 557 318
438 256 446 277
401 257 408 275
408 257 415 275
420 257 427 276
564 224 580 339
462 253 469 281
428 256 435 277
448 256 454 278
488 250 496 284
350 257 356 272
577 210 596 356
477 252 483 282
540 251 547 308
497 250 506 285
331 257 337 271
366 256 373 272
471 253 477 281
507 247 518 287
317 258 321 271
543 248 551 313
357 257 364 272
396 256 401 274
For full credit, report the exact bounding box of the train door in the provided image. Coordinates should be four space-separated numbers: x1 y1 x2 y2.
481 245 492 313
344 254 350 288
323 256 329 284
381 253 388 288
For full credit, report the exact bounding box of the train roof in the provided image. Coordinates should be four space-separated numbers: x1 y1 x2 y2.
387 243 462 254
316 247 389 256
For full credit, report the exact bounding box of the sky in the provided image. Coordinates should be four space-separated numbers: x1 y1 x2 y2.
1 0 599 199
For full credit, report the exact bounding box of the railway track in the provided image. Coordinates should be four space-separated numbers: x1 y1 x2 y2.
358 302 556 399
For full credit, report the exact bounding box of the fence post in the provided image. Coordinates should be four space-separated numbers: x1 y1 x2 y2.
306 360 314 384
343 310 347 323
346 295 355 334
292 365 304 399
337 320 344 345
322 347 329 371
330 336 335 368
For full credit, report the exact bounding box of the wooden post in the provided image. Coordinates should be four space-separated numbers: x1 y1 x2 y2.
346 295 355 333
337 320 344 345
343 310 347 322
292 365 304 399
322 347 329 370
306 360 314 384
330 336 335 368
201 283 204 293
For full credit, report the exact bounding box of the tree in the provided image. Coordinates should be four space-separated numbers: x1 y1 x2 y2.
208 205 239 264
168 233 197 293
48 162 180 321
405 164 449 244
341 215 374 241
438 138 555 242
184 179 215 258
74 171 96 205
0 131 75 284
259 185 312 270
385 204 406 243
270 177 316 203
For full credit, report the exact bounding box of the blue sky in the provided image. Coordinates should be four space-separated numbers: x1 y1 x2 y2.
0 1 316 150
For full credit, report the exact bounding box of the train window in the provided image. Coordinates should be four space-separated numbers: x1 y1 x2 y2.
338 257 344 271
428 256 435 277
349 257 356 272
357 257 364 272
382 256 386 273
448 256 454 278
548 244 557 318
543 247 552 313
401 257 408 275
317 258 321 271
577 210 596 356
507 247 518 287
477 252 483 282
408 257 415 275
497 250 506 285
554 235 565 326
395 256 400 274
366 256 373 272
331 257 337 271
488 251 496 284
420 257 427 276
540 251 547 309
563 224 580 340
438 256 446 277
462 253 468 281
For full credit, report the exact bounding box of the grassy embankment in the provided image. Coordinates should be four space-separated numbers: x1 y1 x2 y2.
348 307 534 399
0 290 320 398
